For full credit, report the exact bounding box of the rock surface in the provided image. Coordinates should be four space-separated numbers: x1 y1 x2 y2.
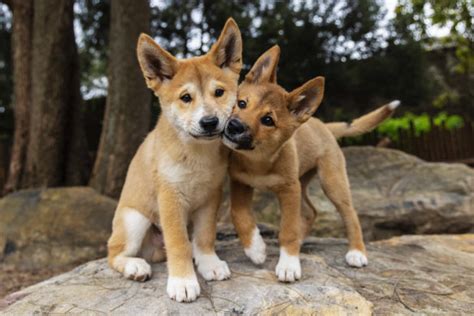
0 187 117 269
2 233 473 315
237 147 474 240
1 147 473 309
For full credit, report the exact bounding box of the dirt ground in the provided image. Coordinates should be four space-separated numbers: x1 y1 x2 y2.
0 263 76 299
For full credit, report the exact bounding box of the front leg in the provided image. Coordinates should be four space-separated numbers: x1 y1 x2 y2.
192 188 231 281
230 179 267 264
158 188 199 303
274 182 303 282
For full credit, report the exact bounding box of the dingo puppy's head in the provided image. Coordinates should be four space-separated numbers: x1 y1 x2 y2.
137 18 242 142
223 45 324 152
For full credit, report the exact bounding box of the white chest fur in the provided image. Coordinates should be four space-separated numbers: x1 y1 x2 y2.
158 146 227 207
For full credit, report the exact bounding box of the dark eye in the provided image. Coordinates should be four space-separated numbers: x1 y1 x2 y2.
180 94 192 103
237 100 247 109
215 88 224 97
261 115 274 126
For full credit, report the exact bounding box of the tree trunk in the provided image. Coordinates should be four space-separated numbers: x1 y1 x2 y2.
64 34 91 186
89 0 151 198
3 0 33 194
22 0 89 188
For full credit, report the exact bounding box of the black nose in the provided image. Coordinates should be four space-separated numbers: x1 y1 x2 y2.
226 118 245 135
199 116 219 132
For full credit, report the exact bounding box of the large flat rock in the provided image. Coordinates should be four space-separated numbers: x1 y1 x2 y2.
236 147 474 240
0 187 117 296
0 187 117 269
2 234 473 315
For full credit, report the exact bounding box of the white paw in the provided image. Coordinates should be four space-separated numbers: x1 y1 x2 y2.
244 228 267 264
275 248 301 282
195 254 231 281
167 275 200 302
123 258 152 281
345 250 368 267
192 241 231 281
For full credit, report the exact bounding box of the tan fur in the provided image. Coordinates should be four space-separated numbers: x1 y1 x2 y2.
107 19 242 302
224 46 397 273
326 104 395 138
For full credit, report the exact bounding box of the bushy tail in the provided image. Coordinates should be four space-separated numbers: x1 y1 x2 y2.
326 100 400 139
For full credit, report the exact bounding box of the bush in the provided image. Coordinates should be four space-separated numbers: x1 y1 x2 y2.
377 112 464 140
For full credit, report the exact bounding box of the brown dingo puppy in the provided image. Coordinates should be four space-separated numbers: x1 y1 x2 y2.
107 18 242 302
223 45 399 282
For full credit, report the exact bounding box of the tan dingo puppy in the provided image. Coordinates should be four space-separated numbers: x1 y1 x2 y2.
223 45 399 282
107 18 242 302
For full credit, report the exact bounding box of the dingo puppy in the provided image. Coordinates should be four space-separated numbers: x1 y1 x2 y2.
223 45 399 282
107 18 242 302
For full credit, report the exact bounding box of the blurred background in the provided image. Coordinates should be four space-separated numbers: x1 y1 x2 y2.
0 0 473 303
0 0 472 198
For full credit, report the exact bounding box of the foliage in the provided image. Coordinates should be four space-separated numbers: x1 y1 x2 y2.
0 0 470 121
152 0 386 80
0 4 12 110
151 0 436 119
394 0 473 114
377 111 464 140
75 0 110 98
395 0 472 43
325 39 435 119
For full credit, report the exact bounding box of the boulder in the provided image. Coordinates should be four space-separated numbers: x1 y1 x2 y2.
0 187 117 296
234 147 474 240
2 233 473 315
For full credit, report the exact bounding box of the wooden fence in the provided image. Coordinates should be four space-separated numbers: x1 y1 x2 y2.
340 120 474 165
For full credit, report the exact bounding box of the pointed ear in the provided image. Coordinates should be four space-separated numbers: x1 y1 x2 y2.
137 33 179 90
208 18 242 74
245 45 280 84
288 77 325 122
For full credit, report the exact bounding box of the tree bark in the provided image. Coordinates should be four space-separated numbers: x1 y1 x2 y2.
22 0 89 188
3 0 33 194
89 0 151 198
64 34 91 186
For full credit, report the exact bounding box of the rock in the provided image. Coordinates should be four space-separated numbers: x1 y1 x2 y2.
0 187 117 269
234 147 474 240
2 233 473 315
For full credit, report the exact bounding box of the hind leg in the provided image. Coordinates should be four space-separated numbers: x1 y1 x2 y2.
108 207 153 281
300 169 318 237
318 149 368 267
141 225 166 263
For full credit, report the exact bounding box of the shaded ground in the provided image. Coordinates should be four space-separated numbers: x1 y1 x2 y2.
0 263 76 298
